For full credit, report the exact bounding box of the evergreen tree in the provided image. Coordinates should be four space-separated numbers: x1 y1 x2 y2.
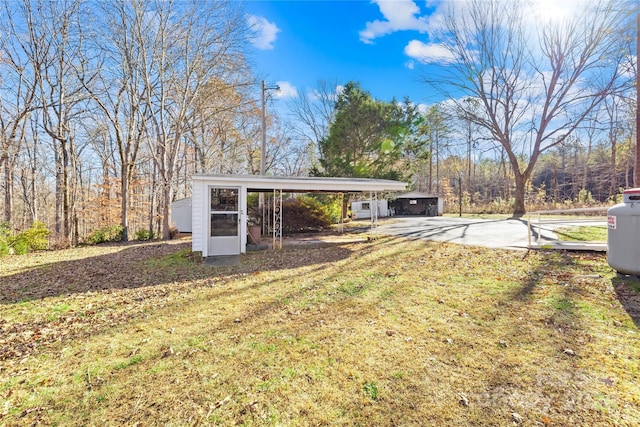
311 81 409 180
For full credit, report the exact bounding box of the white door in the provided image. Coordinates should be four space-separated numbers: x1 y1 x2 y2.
208 186 240 256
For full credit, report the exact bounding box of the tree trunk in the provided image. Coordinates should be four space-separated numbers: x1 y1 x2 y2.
610 136 617 196
55 144 62 235
3 157 12 224
30 141 38 222
62 141 70 240
513 172 527 216
161 181 172 240
582 136 593 192
342 196 349 221
120 164 129 241
428 145 433 193
149 159 157 236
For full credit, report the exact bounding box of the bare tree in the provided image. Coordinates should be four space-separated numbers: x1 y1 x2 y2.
0 0 41 225
286 79 339 159
22 0 90 243
186 78 257 175
133 0 251 239
76 0 151 241
603 95 628 195
429 0 635 214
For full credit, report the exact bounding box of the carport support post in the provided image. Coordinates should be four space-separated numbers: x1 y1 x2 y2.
273 189 283 249
339 193 344 233
369 191 378 239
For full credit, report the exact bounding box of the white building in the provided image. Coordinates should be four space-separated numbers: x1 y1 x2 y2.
170 198 192 233
190 175 407 257
350 200 389 220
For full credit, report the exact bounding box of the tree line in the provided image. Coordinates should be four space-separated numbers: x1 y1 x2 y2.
0 0 278 244
299 0 638 214
0 0 638 247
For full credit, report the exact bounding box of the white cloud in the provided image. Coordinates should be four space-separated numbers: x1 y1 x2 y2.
404 40 456 64
524 0 583 25
359 0 429 44
275 81 298 99
247 15 280 50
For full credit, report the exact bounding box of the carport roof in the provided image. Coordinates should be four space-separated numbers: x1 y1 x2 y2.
192 174 407 193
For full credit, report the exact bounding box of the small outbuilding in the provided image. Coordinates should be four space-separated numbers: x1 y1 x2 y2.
190 174 407 257
350 199 389 220
390 191 443 216
170 198 192 233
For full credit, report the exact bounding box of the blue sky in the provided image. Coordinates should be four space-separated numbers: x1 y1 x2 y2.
245 0 450 106
244 0 597 109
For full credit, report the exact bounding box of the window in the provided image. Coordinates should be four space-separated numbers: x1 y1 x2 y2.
210 213 238 236
211 188 238 211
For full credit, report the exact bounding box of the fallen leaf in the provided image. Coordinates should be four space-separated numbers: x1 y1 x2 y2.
511 412 523 424
600 377 615 386
457 392 469 407
161 346 174 358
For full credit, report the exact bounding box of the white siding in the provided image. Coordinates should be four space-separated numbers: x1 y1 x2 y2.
171 198 192 232
351 200 389 219
191 180 204 253
239 186 248 254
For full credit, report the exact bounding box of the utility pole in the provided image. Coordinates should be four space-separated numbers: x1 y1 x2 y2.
260 80 280 176
259 80 279 234
261 80 267 176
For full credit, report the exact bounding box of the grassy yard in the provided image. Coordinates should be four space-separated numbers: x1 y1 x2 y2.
1 237 639 426
555 226 608 242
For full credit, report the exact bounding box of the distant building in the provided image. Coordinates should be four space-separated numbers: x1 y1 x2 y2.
350 199 389 219
170 198 192 232
390 192 442 216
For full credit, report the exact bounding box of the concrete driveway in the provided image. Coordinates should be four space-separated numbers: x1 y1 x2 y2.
373 216 607 251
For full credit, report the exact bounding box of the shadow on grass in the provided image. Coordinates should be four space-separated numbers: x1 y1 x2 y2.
192 236 416 333
0 237 361 305
470 250 597 421
611 275 640 328
509 250 579 301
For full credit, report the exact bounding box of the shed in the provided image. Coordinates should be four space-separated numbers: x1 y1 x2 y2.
350 199 389 220
391 191 443 216
170 197 192 232
191 174 407 257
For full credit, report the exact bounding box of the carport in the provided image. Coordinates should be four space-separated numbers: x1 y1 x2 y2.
191 174 407 257
391 191 443 216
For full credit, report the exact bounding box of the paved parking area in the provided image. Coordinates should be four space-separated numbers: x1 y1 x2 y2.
374 216 607 251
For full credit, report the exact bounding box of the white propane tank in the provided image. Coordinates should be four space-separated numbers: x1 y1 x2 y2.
607 188 640 276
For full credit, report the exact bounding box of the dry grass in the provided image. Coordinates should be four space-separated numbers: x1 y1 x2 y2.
1 237 639 426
